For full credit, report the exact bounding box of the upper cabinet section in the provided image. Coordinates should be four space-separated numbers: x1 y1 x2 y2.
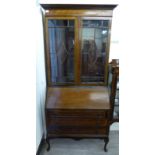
41 4 117 86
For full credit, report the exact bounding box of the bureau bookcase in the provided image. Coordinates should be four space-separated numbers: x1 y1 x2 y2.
40 4 118 152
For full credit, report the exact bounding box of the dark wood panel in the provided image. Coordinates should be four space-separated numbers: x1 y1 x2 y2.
40 4 117 10
47 117 108 126
46 109 109 117
48 125 97 133
46 87 110 109
47 117 104 126
97 128 109 134
47 125 107 135
47 117 98 126
45 9 113 17
98 120 109 127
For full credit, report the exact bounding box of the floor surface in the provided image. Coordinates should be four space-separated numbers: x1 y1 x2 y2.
39 131 119 155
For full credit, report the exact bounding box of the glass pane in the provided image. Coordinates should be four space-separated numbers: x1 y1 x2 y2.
81 20 109 83
48 20 74 27
82 20 109 27
48 20 75 84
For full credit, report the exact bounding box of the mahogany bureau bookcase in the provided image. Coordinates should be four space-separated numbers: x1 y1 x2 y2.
40 4 118 152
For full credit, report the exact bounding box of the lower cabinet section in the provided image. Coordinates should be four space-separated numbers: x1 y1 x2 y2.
46 110 110 137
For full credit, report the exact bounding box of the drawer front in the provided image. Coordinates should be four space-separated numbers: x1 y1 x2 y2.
47 117 98 126
48 125 98 134
47 117 109 127
47 125 108 135
46 109 110 118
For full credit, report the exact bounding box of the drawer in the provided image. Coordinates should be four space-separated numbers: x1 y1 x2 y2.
46 109 110 118
47 125 108 135
47 125 98 134
47 116 109 127
47 117 98 126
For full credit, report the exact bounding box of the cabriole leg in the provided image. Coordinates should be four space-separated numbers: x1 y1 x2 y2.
104 137 109 152
46 138 50 151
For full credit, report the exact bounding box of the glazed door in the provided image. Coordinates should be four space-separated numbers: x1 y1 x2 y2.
46 17 77 85
46 17 111 86
80 17 111 84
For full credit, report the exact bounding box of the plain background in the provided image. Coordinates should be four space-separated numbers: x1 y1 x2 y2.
0 0 155 155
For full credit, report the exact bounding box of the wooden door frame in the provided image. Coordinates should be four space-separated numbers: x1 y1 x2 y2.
44 16 112 86
45 17 79 86
78 17 112 86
